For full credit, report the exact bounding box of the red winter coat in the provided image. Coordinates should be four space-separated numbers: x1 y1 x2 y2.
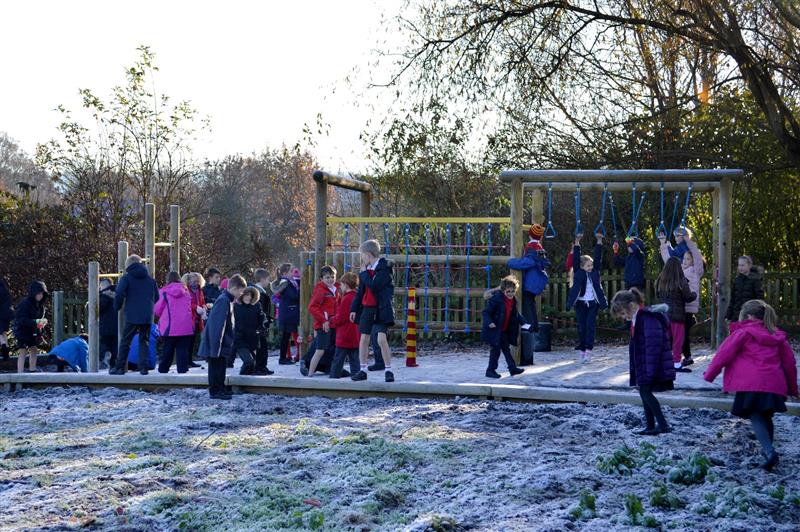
704 319 798 397
332 290 360 348
188 286 205 333
308 281 339 331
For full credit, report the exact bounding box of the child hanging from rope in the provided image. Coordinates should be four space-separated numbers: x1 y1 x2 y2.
349 239 396 382
481 275 527 379
704 300 798 471
567 233 608 363
659 228 704 367
306 265 340 377
612 236 647 292
611 288 675 435
656 257 696 373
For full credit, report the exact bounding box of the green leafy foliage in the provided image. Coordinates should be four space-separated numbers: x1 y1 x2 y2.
569 489 597 520
624 494 644 525
650 482 687 509
666 453 711 485
597 446 637 475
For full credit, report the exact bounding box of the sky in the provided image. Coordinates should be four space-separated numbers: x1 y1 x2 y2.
0 0 404 173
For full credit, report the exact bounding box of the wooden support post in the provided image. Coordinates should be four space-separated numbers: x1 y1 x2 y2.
711 189 720 345
299 251 314 342
715 176 733 347
88 262 99 373
510 178 524 363
531 187 545 322
169 205 180 274
117 241 128 352
145 203 156 277
360 191 371 243
315 182 327 280
52 291 64 346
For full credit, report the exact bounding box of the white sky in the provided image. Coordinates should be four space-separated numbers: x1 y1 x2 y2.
0 0 405 173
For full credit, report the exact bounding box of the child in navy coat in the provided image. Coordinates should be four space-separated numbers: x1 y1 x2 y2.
567 233 608 363
612 236 646 291
481 276 527 379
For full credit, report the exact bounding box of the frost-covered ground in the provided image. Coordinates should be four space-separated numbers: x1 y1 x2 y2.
1 387 799 531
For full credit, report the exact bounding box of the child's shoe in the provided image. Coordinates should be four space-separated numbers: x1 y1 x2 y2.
580 351 588 363
760 451 779 472
351 370 367 381
585 350 593 363
485 370 501 379
299 362 309 376
384 371 394 383
509 367 524 376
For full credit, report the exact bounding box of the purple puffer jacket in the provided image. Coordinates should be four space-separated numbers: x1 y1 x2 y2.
629 307 676 387
154 282 194 337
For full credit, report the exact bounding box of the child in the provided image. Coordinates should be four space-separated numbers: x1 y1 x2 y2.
50 334 89 373
252 268 275 375
306 265 339 376
656 257 696 373
481 276 526 379
611 288 675 435
270 263 300 365
182 271 206 367
13 280 49 373
566 233 608 363
199 274 247 399
349 239 396 382
111 255 159 375
612 236 646 292
726 256 765 324
507 223 550 365
659 230 704 367
154 272 195 374
98 278 118 369
0 276 14 360
203 268 222 306
330 272 360 379
666 227 691 261
126 324 159 372
704 300 798 471
233 286 265 376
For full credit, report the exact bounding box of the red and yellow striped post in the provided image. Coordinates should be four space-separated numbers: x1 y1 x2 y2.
406 287 419 367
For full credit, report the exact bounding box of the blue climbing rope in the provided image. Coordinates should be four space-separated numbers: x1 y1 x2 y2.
444 224 451 334
464 223 472 333
545 182 556 238
486 223 493 289
669 191 681 236
403 223 410 332
574 183 583 235
383 223 390 258
680 183 693 229
423 224 430 333
343 223 350 271
657 182 667 237
627 187 647 238
594 183 608 235
609 193 619 241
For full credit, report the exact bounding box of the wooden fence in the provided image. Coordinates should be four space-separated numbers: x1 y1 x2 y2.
55 271 800 342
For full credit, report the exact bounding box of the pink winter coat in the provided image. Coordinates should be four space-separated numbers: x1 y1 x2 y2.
154 282 194 337
704 319 798 397
660 239 704 314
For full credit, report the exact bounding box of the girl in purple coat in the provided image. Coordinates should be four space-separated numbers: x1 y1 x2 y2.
704 300 798 471
154 272 195 374
611 288 676 435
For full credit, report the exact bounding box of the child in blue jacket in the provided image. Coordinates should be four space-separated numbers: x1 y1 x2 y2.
612 236 646 291
507 223 550 332
567 233 608 363
481 276 527 379
50 335 89 373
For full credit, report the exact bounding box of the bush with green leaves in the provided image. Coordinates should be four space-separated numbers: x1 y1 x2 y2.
597 446 637 476
666 453 711 485
650 482 687 510
569 489 597 520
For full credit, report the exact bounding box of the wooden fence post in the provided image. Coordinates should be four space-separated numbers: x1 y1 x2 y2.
88 262 99 373
52 291 64 346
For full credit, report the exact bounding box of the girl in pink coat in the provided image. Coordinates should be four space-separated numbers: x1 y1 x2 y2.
154 272 195 374
704 300 798 471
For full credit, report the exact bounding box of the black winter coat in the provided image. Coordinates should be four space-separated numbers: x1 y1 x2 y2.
0 277 14 327
350 258 396 326
726 267 765 320
99 285 118 336
234 301 266 351
13 281 48 345
629 307 675 390
203 284 222 305
198 290 234 359
657 277 696 323
251 283 274 334
481 291 526 347
114 263 158 325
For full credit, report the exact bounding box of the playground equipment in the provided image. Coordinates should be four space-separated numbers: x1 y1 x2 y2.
85 203 181 372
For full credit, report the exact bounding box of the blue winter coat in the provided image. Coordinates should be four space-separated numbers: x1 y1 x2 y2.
629 308 675 388
350 258 396 326
114 263 158 325
567 244 608 309
668 241 689 261
99 284 118 336
50 336 88 372
481 291 526 347
612 238 646 288
127 323 159 369
13 281 48 346
198 290 235 359
507 250 550 295
277 279 300 329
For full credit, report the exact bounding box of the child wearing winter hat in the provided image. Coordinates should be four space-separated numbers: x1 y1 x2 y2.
704 300 798 471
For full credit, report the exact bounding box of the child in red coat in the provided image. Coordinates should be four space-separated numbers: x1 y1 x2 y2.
306 265 339 376
330 272 361 379
704 300 798 471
